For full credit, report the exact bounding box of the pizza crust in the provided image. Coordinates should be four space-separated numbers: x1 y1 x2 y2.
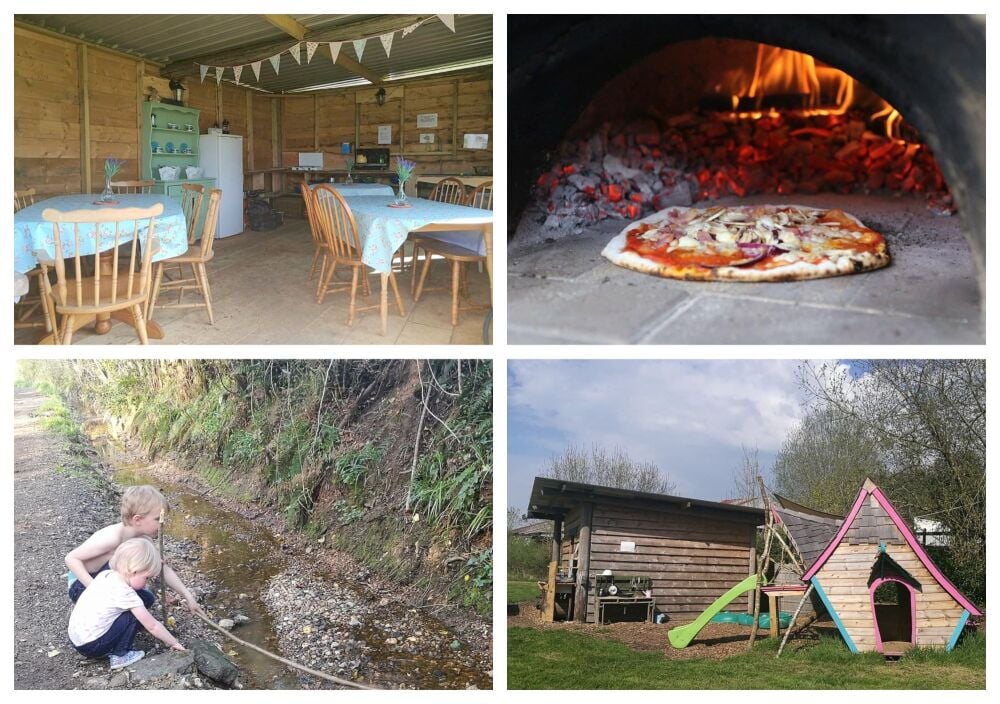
601 204 890 282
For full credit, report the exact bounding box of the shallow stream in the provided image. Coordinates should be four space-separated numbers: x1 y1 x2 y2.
85 424 490 689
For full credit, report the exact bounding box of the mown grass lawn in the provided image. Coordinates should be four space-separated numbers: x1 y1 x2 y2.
508 627 985 689
508 580 542 604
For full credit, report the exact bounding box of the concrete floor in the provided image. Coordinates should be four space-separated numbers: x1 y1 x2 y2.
509 194 983 344
15 220 491 346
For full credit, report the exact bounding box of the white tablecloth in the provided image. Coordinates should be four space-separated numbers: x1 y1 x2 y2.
316 195 492 273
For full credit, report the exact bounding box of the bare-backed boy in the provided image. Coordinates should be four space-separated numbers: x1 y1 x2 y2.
65 485 203 615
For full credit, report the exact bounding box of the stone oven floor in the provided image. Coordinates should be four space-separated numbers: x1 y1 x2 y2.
508 194 983 344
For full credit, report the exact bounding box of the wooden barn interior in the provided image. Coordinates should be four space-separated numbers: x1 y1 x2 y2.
14 14 493 345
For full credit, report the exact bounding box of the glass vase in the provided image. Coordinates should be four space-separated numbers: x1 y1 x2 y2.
100 178 115 202
345 172 354 184
395 181 409 205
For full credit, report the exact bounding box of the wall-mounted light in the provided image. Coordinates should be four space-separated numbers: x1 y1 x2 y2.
375 87 386 106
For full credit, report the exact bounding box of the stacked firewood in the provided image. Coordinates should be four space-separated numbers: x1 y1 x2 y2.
535 111 954 232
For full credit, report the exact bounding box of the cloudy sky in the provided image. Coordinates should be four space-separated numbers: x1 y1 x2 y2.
508 360 841 514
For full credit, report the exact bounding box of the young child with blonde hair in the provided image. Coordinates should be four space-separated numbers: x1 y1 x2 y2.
68 538 185 669
65 485 203 616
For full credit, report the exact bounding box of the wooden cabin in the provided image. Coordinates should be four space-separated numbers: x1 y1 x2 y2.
14 14 493 345
800 479 981 654
527 477 764 624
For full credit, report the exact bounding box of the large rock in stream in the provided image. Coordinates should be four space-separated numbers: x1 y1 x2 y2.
190 639 240 686
127 649 194 682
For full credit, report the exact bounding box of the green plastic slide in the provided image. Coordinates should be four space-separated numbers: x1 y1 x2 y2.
667 574 760 649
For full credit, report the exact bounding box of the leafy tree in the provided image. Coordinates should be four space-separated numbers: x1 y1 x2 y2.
543 444 677 495
775 360 984 604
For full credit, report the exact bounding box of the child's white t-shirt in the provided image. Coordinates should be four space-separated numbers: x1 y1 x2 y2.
68 570 145 646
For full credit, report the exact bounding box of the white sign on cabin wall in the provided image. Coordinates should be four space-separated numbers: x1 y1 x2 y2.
377 125 392 145
463 133 489 150
619 541 636 553
419 133 435 144
416 113 438 128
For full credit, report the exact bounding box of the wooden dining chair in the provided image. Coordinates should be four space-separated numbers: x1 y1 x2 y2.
311 184 404 328
147 189 221 325
179 183 205 244
38 203 163 344
14 188 56 333
303 185 370 298
398 176 471 284
412 237 488 327
467 181 493 210
110 180 156 194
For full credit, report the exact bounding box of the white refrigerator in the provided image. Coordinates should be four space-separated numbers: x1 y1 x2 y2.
200 134 244 238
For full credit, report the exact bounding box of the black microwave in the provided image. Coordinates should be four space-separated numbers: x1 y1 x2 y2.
355 147 389 169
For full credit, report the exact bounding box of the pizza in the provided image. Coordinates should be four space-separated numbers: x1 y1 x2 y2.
601 204 890 282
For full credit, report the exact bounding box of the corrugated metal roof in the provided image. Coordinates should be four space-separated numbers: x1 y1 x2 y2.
15 14 492 93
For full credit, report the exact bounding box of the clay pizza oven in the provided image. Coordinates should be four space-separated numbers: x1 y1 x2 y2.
507 15 984 344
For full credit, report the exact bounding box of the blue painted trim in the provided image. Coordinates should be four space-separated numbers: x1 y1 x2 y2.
946 609 970 652
812 577 858 653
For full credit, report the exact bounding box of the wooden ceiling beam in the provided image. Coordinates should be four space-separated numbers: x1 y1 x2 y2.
160 14 431 81
262 14 309 41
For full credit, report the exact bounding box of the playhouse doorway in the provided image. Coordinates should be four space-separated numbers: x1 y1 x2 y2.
872 579 915 654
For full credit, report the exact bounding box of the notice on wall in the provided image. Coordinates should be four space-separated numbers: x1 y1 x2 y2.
419 133 435 144
619 541 636 553
416 113 438 128
377 125 392 145
463 133 489 150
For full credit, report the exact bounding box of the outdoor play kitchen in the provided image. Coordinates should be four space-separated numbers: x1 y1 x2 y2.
526 477 980 657
507 15 984 344
14 14 493 345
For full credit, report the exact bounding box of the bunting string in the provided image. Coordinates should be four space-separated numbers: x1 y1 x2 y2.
196 15 454 84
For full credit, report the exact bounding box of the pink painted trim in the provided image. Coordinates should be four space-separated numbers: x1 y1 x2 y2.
870 487 982 616
801 487 868 581
869 577 917 652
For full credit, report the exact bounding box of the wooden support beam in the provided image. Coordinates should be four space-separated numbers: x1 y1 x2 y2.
246 91 255 172
542 561 557 623
573 502 594 623
334 52 384 86
78 44 91 194
551 518 563 565
262 14 308 41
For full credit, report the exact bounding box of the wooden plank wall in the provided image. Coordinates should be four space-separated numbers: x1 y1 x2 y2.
15 26 492 197
558 508 582 573
816 543 966 651
585 504 756 622
14 27 83 195
278 71 493 175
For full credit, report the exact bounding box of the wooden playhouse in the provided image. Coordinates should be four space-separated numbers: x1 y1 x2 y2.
799 479 981 654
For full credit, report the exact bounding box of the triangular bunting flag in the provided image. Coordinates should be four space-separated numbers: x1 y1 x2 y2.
289 43 302 65
306 42 319 63
438 15 456 32
233 65 243 84
251 61 262 82
214 66 224 84
353 38 367 62
269 53 281 75
402 22 421 37
329 42 342 64
199 65 209 83
380 32 394 58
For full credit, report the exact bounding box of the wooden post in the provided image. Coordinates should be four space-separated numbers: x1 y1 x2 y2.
551 518 563 565
777 584 815 658
768 593 779 639
78 44 91 194
158 508 168 625
542 561 557 622
747 525 757 613
573 503 593 623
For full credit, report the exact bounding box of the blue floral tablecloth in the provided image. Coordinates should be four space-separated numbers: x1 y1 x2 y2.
14 194 188 274
315 195 492 274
